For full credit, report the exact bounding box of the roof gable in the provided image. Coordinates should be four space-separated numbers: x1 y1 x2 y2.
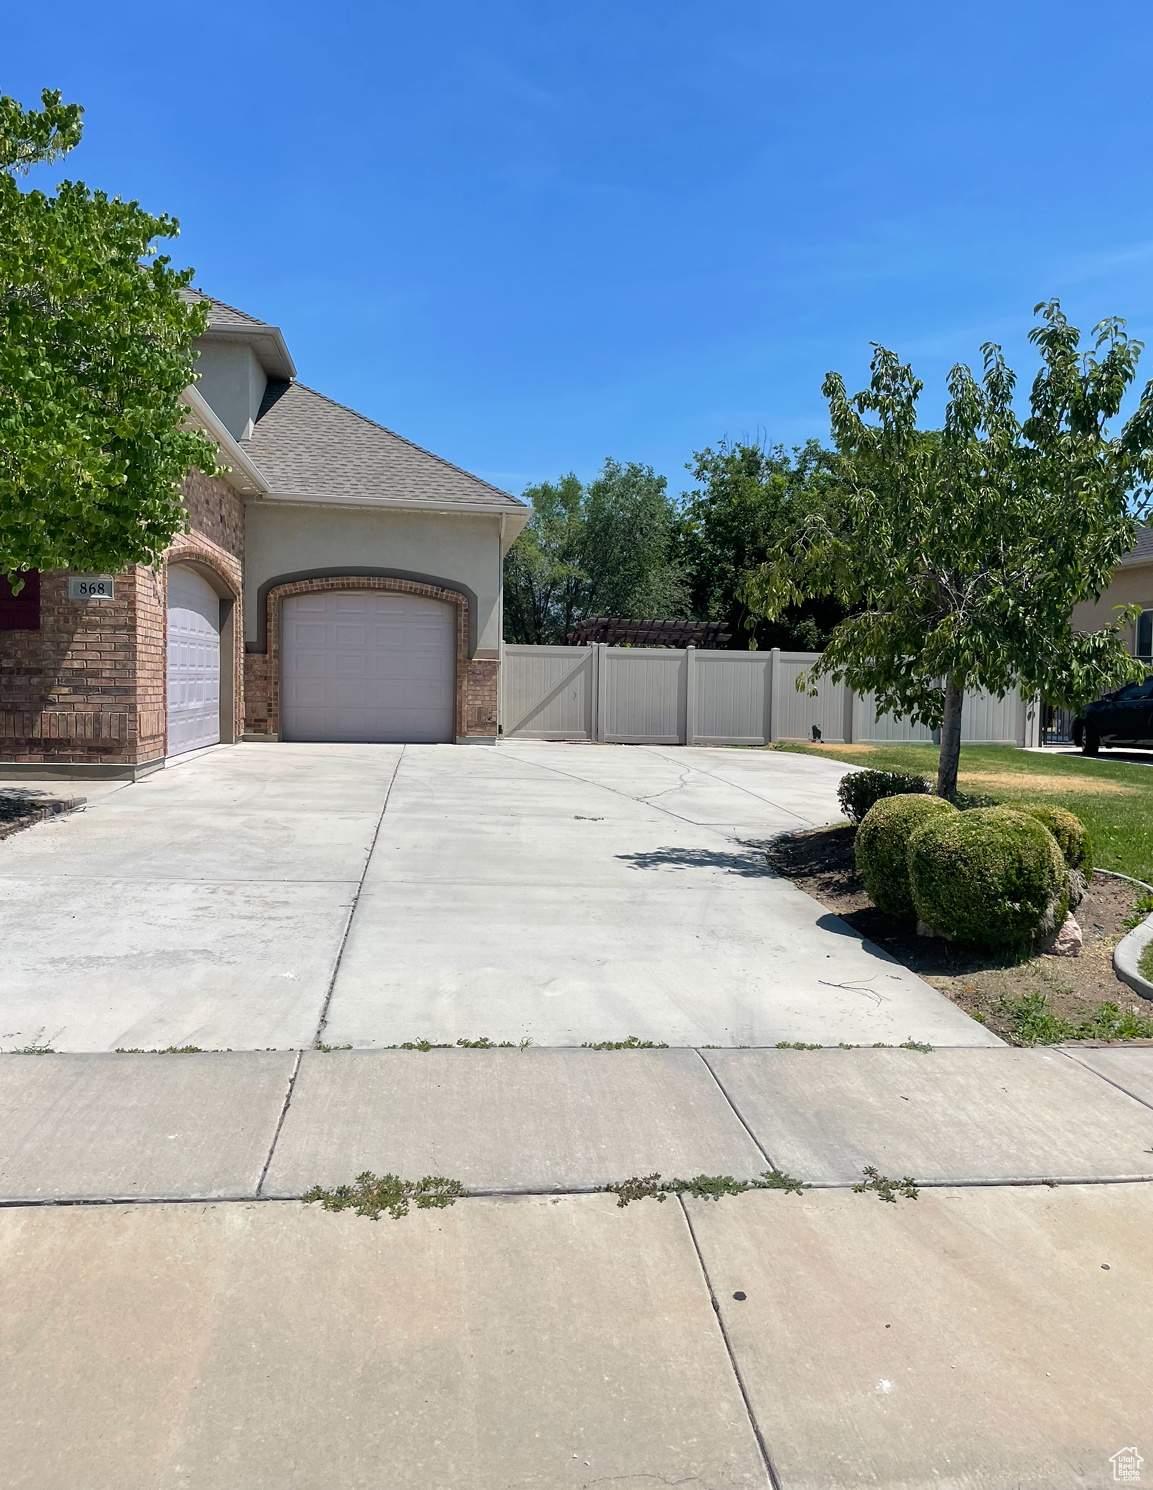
1122 525 1153 566
246 379 526 514
181 288 269 328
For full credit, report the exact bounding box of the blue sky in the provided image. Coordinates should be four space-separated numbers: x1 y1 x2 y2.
8 2 1153 498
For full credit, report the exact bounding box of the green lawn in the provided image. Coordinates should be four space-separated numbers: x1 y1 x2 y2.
773 742 1153 884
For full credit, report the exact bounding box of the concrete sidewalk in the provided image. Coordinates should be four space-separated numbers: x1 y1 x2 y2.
5 1045 1152 1202
4 1188 1149 1489
0 740 998 1052
3 1042 1153 1490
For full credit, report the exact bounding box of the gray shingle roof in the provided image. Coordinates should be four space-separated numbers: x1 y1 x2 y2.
181 288 269 328
1122 525 1153 566
248 380 526 512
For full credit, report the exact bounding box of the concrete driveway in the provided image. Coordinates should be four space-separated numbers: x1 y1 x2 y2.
0 741 998 1051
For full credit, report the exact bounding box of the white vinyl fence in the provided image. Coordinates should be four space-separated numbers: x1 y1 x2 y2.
501 644 1040 747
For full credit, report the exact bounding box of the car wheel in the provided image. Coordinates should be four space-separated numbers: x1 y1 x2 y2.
1082 724 1100 757
1071 718 1084 747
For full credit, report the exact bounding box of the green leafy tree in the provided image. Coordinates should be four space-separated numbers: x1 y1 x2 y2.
580 458 687 620
746 302 1152 798
0 88 217 586
502 472 587 645
503 459 687 643
677 438 844 649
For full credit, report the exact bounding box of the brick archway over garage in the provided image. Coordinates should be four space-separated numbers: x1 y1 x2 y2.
250 575 498 744
163 542 243 751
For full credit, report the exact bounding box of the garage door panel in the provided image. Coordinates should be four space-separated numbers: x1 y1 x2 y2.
167 566 221 757
282 591 455 744
335 655 368 677
335 625 370 647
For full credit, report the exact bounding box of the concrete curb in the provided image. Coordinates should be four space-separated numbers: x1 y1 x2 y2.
1115 914 1153 1001
1097 869 1153 1003
0 794 86 842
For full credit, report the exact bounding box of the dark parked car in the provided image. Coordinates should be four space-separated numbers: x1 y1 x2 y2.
1072 675 1153 753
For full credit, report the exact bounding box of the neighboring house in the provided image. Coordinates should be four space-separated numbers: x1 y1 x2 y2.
1071 525 1153 666
0 293 529 777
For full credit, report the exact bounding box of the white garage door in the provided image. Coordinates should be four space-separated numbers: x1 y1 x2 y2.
167 565 221 756
281 591 455 744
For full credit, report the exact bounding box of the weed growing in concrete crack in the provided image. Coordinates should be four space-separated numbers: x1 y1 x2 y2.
852 1167 919 1203
777 1040 935 1053
5 1026 60 1054
599 1170 808 1207
303 1171 467 1221
756 1169 809 1193
387 1036 534 1051
580 1036 669 1050
315 1043 353 1052
115 1045 206 1054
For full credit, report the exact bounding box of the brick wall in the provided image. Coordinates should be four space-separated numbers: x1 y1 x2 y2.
0 567 159 764
0 471 244 769
463 658 499 736
167 471 245 747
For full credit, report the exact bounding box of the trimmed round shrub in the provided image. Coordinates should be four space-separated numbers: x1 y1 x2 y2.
908 807 1068 951
855 793 958 920
952 789 1002 811
838 769 932 825
1018 804 1093 879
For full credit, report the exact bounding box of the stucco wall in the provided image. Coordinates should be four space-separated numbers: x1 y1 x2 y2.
1071 562 1153 652
243 501 504 655
193 342 268 442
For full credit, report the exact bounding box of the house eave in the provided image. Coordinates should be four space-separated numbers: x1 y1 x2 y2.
179 386 270 496
194 323 297 380
258 489 530 528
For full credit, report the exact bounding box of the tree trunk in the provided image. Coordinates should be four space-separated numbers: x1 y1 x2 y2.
937 674 965 799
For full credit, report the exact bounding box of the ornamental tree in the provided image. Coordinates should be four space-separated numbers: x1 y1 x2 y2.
503 459 686 643
676 437 845 650
0 89 218 586
745 301 1153 798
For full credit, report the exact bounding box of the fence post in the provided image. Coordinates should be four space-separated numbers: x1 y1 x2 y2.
768 648 780 743
1023 691 1041 749
684 646 696 746
594 643 608 743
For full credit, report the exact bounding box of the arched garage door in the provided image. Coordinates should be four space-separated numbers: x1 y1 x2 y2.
167 565 221 756
281 590 455 744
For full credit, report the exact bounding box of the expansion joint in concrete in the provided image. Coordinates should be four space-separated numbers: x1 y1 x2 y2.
693 1049 781 1173
257 1049 302 1196
676 1193 782 1489
310 745 405 1048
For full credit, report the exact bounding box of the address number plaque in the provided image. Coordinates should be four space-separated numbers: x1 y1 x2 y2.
68 577 115 600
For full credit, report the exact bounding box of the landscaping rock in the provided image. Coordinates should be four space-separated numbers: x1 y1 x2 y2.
1041 915 1083 958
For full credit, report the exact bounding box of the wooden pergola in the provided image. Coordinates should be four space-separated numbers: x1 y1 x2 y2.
566 617 732 649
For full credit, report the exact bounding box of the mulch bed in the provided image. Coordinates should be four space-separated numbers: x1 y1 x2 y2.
765 823 1151 1044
